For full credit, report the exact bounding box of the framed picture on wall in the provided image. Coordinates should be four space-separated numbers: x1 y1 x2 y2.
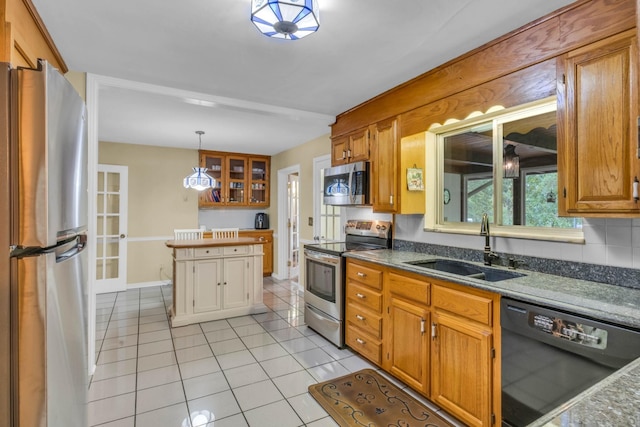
407 168 424 191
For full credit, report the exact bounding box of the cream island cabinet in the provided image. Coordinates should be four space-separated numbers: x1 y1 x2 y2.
166 238 267 327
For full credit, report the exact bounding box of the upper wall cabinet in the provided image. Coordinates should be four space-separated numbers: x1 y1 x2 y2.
331 127 370 166
558 30 640 217
1 0 67 71
371 117 425 214
198 150 270 208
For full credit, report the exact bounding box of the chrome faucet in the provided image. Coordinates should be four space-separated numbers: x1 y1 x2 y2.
480 213 498 266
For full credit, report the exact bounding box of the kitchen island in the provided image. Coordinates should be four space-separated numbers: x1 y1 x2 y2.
343 249 640 427
165 237 267 327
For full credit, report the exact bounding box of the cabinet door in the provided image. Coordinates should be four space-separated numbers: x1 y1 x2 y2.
348 128 370 163
387 297 429 395
223 257 251 309
431 312 492 427
199 151 225 207
559 30 640 216
193 259 222 313
227 156 247 205
248 157 270 206
331 136 349 166
372 118 398 212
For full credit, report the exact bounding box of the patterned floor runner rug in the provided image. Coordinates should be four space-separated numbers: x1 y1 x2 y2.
308 369 453 427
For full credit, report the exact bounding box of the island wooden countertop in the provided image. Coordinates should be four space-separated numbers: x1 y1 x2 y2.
165 237 262 249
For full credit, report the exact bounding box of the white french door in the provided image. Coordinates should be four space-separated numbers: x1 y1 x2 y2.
95 164 128 293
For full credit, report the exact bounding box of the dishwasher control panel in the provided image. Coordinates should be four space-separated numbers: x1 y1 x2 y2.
530 312 608 350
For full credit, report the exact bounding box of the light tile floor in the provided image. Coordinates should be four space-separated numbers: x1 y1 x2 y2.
90 277 463 426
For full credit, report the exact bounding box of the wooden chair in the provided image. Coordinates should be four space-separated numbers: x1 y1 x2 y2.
211 228 239 239
174 229 204 240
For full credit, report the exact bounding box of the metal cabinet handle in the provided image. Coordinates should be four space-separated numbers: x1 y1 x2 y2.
356 293 366 299
347 149 352 158
356 314 365 321
420 318 425 335
356 338 365 345
431 322 437 340
357 272 366 278
342 150 346 160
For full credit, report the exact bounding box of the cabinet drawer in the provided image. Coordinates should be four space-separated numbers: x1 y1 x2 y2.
194 247 222 258
346 262 382 290
174 248 193 260
388 272 430 306
346 302 382 339
432 285 493 326
346 323 381 365
346 282 382 313
223 245 251 256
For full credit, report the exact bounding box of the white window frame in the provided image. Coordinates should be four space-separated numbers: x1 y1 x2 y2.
425 97 584 243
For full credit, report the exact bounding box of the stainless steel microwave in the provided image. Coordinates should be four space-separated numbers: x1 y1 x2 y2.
322 161 370 206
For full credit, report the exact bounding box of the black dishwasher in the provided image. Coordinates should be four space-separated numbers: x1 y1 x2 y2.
501 297 640 427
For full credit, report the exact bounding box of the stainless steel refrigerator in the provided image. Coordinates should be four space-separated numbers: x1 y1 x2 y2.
1 60 88 427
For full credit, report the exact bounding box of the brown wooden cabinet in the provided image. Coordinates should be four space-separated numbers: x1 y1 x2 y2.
430 283 498 427
198 150 270 208
344 259 500 426
238 229 273 276
345 259 383 366
1 0 67 71
370 117 425 214
558 29 640 217
385 272 430 395
331 127 370 166
371 118 398 212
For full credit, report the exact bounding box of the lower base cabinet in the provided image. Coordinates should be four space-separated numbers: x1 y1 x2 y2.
431 311 493 427
344 259 500 427
171 244 266 326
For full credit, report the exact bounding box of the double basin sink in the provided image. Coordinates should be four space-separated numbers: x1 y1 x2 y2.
404 259 525 282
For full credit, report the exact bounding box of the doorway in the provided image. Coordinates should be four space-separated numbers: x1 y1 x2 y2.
277 164 300 281
288 173 300 281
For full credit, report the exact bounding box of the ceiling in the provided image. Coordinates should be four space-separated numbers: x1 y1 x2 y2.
32 0 575 156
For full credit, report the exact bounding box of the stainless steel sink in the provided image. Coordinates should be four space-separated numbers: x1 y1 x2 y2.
404 259 525 282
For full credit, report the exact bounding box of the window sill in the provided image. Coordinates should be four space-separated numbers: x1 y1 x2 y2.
427 224 585 244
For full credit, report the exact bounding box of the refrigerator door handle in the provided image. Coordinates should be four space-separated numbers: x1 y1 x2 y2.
55 234 86 262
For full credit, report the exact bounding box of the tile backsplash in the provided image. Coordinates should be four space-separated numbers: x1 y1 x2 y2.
393 215 640 271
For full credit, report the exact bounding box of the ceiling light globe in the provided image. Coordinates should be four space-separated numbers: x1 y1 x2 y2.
251 0 320 40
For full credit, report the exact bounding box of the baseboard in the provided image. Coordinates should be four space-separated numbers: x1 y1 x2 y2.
128 280 171 289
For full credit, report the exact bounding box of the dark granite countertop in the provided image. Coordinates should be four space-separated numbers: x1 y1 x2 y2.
342 249 640 426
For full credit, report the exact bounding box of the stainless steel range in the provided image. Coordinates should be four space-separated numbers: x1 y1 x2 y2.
303 219 392 347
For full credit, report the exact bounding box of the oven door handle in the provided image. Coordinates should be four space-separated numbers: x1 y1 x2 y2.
304 249 341 265
306 304 338 323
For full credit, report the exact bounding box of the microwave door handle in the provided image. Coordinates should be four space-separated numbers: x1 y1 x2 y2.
349 166 355 203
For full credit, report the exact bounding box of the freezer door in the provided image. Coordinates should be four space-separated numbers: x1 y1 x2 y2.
13 60 88 247
14 236 88 427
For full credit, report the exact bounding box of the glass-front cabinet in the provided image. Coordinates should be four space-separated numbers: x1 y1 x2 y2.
198 150 270 208
249 157 269 206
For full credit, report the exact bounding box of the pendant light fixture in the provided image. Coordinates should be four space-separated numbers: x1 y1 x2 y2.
503 144 520 179
251 0 320 40
183 131 215 191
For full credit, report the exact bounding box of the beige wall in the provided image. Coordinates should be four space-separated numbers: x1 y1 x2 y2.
269 133 331 277
99 141 199 285
65 71 86 99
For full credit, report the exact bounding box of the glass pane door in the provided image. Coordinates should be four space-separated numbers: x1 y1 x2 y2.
249 158 268 205
227 156 246 204
96 164 128 292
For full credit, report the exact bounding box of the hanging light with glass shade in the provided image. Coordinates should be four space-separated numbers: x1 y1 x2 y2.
503 144 520 179
183 131 215 191
251 0 320 40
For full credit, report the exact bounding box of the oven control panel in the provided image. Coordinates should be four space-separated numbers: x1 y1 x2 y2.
344 220 392 239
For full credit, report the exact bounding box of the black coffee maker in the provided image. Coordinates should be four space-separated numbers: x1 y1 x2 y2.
255 213 269 229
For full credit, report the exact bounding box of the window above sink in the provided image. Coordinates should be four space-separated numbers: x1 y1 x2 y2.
422 97 584 243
